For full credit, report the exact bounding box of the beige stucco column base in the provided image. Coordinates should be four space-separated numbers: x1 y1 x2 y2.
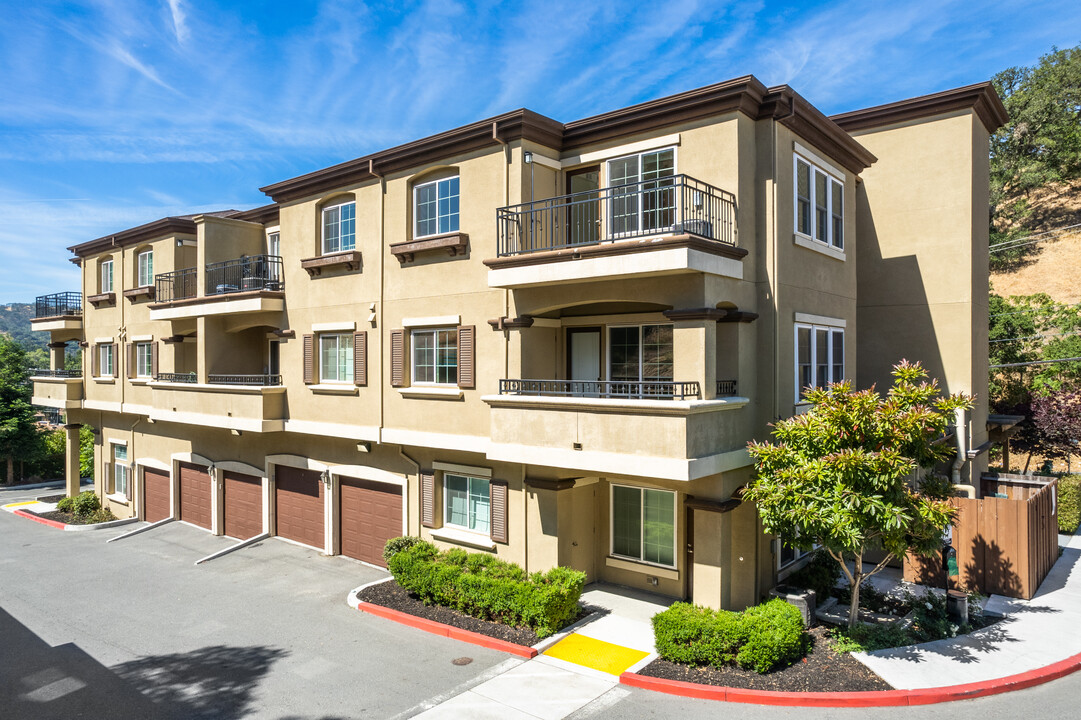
63 423 82 498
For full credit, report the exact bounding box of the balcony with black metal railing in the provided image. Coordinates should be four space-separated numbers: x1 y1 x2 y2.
150 255 285 320
30 368 83 409
31 292 83 334
485 175 745 288
149 368 285 432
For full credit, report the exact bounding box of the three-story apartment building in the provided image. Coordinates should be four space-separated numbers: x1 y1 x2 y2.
31 75 1005 611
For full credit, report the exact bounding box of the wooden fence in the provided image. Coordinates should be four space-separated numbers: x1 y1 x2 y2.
904 474 1059 599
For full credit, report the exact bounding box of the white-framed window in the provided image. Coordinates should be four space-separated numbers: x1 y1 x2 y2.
322 200 356 254
411 328 457 385
607 147 676 236
267 230 280 258
608 324 674 391
795 323 844 402
444 473 490 534
414 176 460 238
779 541 811 569
611 484 676 567
100 259 114 293
113 443 129 498
795 156 843 250
137 250 153 287
318 333 353 383
135 342 152 378
98 344 114 377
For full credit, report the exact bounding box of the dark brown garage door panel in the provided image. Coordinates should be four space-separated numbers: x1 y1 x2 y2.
143 468 171 524
340 478 402 568
224 471 263 540
275 465 324 549
179 462 212 530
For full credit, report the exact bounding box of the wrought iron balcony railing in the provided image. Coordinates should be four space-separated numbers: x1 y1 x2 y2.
30 368 82 378
498 378 700 401
207 374 283 386
716 379 738 396
206 255 284 295
155 268 197 303
496 174 736 257
34 292 82 318
154 372 198 383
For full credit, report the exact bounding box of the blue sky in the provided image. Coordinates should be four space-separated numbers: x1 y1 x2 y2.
0 0 1076 302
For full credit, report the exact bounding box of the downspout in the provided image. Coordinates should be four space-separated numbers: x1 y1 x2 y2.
952 408 976 498
372 159 387 442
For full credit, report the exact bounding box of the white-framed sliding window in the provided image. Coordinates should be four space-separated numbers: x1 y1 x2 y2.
135 342 152 378
443 473 490 534
100 259 114 293
411 328 458 386
794 322 844 403
112 442 129 499
137 250 154 287
98 343 114 378
607 147 676 236
607 324 674 394
322 200 356 254
318 333 353 383
414 176 460 238
611 484 676 568
794 155 844 250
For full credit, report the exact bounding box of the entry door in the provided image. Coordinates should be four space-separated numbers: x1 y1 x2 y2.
567 328 601 395
566 166 600 247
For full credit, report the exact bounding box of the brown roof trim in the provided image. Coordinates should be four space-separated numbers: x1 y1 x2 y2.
260 109 564 203
762 86 877 173
829 82 1009 134
234 203 280 226
67 211 239 258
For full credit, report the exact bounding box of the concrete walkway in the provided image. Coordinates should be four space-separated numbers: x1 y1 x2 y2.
407 585 668 719
856 533 1081 689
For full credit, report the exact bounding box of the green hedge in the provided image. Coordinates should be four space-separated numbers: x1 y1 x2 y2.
1060 475 1081 534
386 539 585 637
652 599 806 674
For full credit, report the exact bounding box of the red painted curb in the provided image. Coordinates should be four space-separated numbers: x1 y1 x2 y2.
13 509 67 530
620 650 1081 707
357 601 538 659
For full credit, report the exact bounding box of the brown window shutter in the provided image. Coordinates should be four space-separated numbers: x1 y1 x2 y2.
457 325 475 389
151 341 158 379
390 329 405 387
126 343 135 379
490 480 508 543
104 462 112 493
303 334 314 384
353 331 367 386
92 345 99 377
421 470 435 528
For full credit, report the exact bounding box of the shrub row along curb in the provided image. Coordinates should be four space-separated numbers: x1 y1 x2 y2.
355 601 538 659
12 509 139 532
619 650 1081 707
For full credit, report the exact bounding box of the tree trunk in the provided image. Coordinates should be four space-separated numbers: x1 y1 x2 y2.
847 554 864 629
5 455 12 484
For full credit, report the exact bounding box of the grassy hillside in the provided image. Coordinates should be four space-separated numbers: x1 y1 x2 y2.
0 303 45 351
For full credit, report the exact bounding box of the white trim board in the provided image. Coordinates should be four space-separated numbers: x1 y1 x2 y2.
794 312 846 328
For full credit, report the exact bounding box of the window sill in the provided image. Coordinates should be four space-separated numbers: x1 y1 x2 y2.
391 232 469 263
123 285 155 301
793 234 845 262
398 386 464 399
130 378 151 385
93 377 116 384
605 555 679 580
87 292 116 307
308 384 359 395
430 526 496 551
105 493 129 506
300 250 362 277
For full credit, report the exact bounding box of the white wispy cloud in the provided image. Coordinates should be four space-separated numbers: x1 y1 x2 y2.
166 0 190 45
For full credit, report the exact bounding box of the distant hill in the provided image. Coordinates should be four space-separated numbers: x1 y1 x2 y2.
0 303 46 351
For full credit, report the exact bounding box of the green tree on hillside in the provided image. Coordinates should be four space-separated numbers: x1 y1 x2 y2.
0 338 40 483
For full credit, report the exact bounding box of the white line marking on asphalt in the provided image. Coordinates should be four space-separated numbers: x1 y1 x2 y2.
566 686 632 718
385 658 525 720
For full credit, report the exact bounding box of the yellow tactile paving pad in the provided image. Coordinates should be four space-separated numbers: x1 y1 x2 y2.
543 632 648 675
3 501 41 508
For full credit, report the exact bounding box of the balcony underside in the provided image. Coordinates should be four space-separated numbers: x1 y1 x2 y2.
149 290 284 321
31 377 83 409
149 382 285 432
484 234 745 289
30 316 82 333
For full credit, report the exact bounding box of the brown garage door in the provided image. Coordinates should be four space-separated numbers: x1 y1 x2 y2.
340 478 403 567
275 465 324 549
179 462 212 530
143 468 171 524
224 471 263 540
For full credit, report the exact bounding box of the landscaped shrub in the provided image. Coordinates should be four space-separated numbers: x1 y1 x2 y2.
1059 475 1081 533
56 496 75 513
652 599 806 674
387 540 585 637
785 547 841 601
71 491 101 518
89 507 117 524
383 535 424 563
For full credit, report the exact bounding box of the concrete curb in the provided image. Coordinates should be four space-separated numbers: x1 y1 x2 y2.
354 599 539 659
0 478 92 493
12 509 139 533
346 576 393 610
619 650 1081 707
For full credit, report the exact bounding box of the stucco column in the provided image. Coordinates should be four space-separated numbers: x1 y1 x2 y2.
63 423 82 498
48 342 67 371
692 507 732 610
671 319 717 400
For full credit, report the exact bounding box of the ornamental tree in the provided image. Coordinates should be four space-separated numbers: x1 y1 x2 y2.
1032 390 1081 471
744 360 972 628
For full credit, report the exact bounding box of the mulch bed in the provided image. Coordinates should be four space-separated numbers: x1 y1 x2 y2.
637 625 892 692
36 494 65 503
23 508 95 525
358 580 590 648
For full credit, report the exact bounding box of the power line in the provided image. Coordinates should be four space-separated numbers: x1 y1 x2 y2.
990 330 1081 343
990 302 1081 318
990 356 1081 369
989 222 1081 254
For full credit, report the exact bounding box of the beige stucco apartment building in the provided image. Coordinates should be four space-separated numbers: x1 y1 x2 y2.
30 75 1006 611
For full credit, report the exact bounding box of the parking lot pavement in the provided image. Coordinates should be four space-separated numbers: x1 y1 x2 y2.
0 509 511 719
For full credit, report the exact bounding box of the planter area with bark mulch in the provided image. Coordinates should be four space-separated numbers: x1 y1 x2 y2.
358 580 564 647
637 625 892 692
23 508 101 525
